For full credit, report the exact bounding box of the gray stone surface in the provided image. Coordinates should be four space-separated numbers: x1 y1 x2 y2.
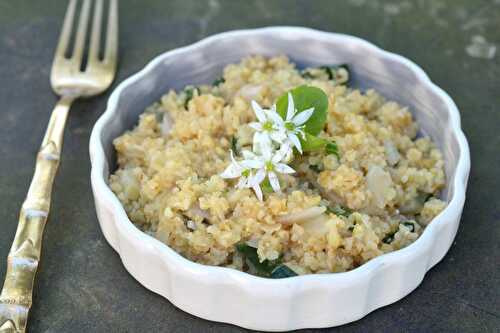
0 0 499 332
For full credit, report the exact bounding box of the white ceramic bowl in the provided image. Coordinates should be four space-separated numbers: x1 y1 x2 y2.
89 27 470 331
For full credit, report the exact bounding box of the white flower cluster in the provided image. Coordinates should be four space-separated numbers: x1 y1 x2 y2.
220 93 314 200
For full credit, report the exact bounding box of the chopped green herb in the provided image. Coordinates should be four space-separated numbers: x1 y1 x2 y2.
270 265 298 278
236 243 281 277
300 70 315 79
300 65 350 85
309 164 322 173
331 64 350 85
399 191 433 215
155 112 164 123
402 221 415 232
326 205 352 218
319 66 335 80
183 86 200 109
230 136 240 156
382 233 395 244
419 192 433 204
325 141 340 159
212 77 225 86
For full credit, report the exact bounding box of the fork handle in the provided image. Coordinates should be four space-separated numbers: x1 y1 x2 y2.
0 96 74 333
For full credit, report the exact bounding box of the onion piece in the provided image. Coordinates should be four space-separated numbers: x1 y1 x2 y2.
187 205 210 220
237 84 263 101
161 112 173 136
245 238 259 248
366 165 393 208
277 206 327 225
302 216 329 235
384 140 400 166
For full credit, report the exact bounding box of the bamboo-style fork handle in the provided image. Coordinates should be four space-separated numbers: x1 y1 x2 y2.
0 96 74 333
0 0 117 331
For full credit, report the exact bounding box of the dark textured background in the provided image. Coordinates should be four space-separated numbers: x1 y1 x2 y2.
0 0 499 332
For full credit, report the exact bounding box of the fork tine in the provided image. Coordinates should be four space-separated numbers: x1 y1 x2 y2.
103 0 118 66
54 0 77 59
71 0 92 66
88 0 103 62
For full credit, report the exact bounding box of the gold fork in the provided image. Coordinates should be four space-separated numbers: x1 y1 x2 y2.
0 1 118 331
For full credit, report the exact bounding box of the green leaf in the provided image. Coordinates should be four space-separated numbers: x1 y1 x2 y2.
301 133 327 152
276 85 328 135
300 133 340 160
270 265 298 278
236 243 281 277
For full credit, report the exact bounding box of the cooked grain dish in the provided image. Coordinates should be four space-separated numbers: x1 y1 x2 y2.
109 56 446 277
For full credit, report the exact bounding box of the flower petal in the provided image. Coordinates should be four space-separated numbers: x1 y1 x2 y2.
220 163 242 179
292 107 314 126
251 100 267 123
240 159 264 169
249 122 262 131
286 92 295 121
242 149 257 160
236 176 249 189
287 133 302 154
268 172 281 192
266 109 285 126
270 130 286 144
252 168 267 186
259 137 274 161
252 183 263 201
275 163 295 174
229 149 238 164
283 145 293 163
273 142 291 163
296 128 306 140
253 132 272 154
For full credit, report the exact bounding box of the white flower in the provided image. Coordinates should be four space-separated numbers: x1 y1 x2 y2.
278 92 315 154
249 94 314 154
242 140 295 197
220 150 253 189
249 101 287 145
220 150 263 200
222 92 313 201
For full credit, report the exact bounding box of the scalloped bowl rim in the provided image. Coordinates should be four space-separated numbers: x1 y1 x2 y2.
89 27 470 329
